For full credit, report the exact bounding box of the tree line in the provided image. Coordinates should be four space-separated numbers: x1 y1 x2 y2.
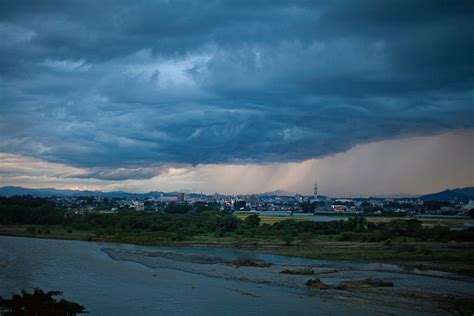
0 196 473 243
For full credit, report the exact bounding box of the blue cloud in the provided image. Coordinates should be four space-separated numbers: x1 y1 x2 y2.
0 0 472 178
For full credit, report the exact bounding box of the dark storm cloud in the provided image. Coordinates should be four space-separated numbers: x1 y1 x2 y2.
0 0 473 178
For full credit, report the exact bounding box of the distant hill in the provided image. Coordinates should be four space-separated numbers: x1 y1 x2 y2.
372 193 420 199
0 186 303 198
259 190 295 196
2 185 473 201
0 186 168 198
454 187 474 198
420 187 474 202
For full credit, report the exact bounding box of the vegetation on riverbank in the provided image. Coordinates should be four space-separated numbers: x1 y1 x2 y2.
236 213 474 227
271 242 474 275
280 268 314 275
305 277 393 290
1 196 474 268
2 224 473 273
232 258 271 268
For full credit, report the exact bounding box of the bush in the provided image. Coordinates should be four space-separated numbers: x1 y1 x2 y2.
298 232 313 245
0 288 87 315
231 258 271 268
418 246 433 255
306 278 331 289
398 244 417 253
280 268 314 275
367 230 392 242
336 278 393 290
244 215 261 227
383 239 393 249
280 230 295 246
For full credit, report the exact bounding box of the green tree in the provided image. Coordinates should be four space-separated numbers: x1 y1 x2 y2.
281 231 294 246
234 201 247 210
299 232 313 245
346 216 367 232
300 202 313 212
164 202 192 214
244 215 261 227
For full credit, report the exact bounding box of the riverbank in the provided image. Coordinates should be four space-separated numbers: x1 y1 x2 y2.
1 224 474 276
103 245 474 315
7 235 471 316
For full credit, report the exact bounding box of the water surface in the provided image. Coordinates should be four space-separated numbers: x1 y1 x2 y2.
0 236 457 315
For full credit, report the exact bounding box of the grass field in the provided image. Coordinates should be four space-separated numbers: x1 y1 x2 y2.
235 214 315 224
235 213 473 227
272 241 474 273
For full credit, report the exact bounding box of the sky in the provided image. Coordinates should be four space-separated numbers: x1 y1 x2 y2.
0 0 473 196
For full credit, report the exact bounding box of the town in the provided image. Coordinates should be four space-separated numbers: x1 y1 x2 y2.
12 185 472 220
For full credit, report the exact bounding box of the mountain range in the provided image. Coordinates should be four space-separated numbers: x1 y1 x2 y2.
419 187 474 202
0 186 169 199
0 185 472 201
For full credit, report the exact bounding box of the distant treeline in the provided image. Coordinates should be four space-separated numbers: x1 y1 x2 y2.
0 196 63 225
0 196 473 243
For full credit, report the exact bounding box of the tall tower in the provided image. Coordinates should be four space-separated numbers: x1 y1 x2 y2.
313 182 318 199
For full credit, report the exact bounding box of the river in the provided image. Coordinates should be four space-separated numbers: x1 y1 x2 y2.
0 236 471 315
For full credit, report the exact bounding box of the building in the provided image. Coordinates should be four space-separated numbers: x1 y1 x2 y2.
331 204 348 213
177 192 185 202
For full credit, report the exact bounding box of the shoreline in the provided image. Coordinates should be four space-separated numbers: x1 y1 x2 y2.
1 230 474 277
4 235 473 315
102 245 474 315
3 231 474 313
2 228 474 249
0 230 280 248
